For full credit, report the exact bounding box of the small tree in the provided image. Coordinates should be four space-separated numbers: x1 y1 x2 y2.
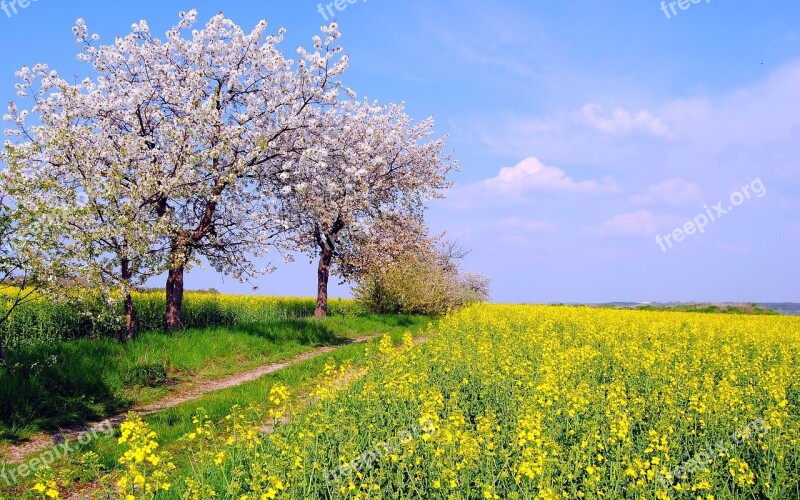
0 198 34 361
354 237 491 315
275 100 456 317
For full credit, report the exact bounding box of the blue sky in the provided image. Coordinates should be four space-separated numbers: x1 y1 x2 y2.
2 0 799 303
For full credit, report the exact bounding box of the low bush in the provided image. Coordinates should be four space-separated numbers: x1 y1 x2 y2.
354 244 490 315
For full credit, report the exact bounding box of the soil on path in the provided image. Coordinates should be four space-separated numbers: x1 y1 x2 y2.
0 334 382 464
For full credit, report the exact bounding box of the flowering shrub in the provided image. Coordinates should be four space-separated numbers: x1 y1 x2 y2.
354 243 490 315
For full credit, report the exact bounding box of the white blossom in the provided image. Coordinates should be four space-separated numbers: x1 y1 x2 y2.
0 10 351 329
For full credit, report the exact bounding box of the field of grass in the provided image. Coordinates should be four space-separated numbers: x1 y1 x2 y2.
62 304 799 499
1 325 430 498
0 290 361 349
0 299 423 443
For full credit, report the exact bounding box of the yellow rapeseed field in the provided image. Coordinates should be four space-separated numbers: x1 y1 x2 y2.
102 305 800 499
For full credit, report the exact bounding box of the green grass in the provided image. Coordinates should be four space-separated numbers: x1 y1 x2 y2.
0 321 431 498
0 313 428 443
0 290 361 350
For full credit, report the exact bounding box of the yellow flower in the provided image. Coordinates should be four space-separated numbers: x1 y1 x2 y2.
115 414 173 498
73 303 800 497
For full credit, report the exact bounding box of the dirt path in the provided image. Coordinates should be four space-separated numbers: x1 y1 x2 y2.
1 334 382 464
257 334 431 436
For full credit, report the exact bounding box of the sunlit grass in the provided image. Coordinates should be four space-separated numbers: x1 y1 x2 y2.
0 324 430 498
0 313 427 442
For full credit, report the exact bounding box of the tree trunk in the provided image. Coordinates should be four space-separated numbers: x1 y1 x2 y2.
118 258 136 343
119 292 135 343
315 245 334 318
165 263 185 331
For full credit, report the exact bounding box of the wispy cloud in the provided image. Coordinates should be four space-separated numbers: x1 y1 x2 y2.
590 210 682 236
631 178 705 206
578 103 678 140
498 217 558 232
466 59 800 179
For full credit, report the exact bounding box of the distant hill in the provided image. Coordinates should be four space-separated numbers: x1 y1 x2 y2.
591 302 800 316
756 303 800 315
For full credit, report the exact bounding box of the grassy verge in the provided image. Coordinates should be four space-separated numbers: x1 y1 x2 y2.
0 313 427 443
0 290 361 350
0 321 431 498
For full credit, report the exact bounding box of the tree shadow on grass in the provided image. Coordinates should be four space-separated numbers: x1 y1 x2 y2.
234 314 431 346
233 319 350 347
0 314 431 444
0 339 130 444
0 319 350 444
361 313 423 328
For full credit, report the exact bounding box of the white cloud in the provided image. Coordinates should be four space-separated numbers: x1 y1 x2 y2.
498 217 558 232
469 59 800 183
592 210 683 236
578 103 678 140
478 157 620 195
631 178 704 206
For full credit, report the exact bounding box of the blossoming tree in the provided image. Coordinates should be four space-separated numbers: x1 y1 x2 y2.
274 100 456 317
0 195 66 360
3 11 350 332
2 58 174 340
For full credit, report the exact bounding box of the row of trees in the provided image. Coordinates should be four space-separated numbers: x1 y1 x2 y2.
0 10 460 349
